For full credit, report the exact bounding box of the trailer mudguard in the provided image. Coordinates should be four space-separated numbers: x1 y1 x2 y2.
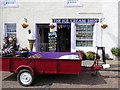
15 65 34 75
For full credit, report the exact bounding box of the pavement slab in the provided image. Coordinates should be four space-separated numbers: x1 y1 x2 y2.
82 60 120 71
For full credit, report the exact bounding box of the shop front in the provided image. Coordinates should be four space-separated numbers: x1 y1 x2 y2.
35 18 100 52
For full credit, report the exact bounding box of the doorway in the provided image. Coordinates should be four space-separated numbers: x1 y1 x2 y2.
57 24 71 52
36 24 71 52
36 24 49 52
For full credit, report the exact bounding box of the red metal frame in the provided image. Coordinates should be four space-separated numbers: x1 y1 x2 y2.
82 59 102 71
0 57 102 75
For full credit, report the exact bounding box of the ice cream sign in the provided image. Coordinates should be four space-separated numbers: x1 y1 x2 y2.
52 18 99 23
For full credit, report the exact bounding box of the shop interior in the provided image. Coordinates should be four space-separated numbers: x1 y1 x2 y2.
57 24 71 52
36 24 71 52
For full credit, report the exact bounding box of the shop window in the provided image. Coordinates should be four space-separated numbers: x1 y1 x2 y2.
76 24 94 47
2 0 18 7
4 23 17 38
65 0 82 7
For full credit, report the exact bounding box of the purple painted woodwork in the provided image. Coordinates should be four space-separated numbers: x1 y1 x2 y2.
29 52 80 59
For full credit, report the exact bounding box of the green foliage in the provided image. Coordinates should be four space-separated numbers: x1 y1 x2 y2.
111 47 120 56
86 51 95 60
86 51 100 60
76 50 100 60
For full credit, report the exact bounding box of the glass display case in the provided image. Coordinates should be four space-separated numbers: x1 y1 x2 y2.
76 24 94 47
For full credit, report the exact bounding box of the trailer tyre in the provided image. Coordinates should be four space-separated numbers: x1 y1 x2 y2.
17 69 34 86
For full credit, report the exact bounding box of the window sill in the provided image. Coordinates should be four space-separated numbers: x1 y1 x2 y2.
76 46 93 47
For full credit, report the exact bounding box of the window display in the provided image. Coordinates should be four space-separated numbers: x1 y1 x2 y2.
48 32 57 52
76 24 94 47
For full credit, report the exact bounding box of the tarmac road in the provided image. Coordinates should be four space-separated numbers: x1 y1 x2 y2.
1 71 119 89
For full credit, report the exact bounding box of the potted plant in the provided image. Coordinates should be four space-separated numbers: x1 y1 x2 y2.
21 23 29 28
111 47 120 60
86 51 100 60
101 24 108 29
49 24 56 29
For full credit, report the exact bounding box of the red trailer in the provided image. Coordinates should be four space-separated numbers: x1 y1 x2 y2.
0 52 103 86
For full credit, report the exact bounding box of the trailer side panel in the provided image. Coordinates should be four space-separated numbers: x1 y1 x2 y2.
58 59 82 74
34 59 57 74
0 57 10 71
10 58 35 73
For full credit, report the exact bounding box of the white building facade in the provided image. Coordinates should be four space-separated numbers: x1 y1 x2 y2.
0 0 119 58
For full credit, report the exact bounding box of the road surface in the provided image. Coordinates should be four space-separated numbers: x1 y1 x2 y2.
1 71 119 89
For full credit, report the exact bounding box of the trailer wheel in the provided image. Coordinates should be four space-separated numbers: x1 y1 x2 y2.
91 71 98 76
17 69 34 86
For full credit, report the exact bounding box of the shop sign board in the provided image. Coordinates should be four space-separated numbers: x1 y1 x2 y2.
52 18 99 24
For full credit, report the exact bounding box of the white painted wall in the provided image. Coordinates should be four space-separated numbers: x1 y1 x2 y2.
102 0 119 58
0 0 2 49
2 0 119 59
119 1 120 48
0 0 102 50
0 0 119 59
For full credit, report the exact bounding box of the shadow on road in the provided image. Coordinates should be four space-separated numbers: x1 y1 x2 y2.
33 72 107 86
3 74 17 81
3 72 108 87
